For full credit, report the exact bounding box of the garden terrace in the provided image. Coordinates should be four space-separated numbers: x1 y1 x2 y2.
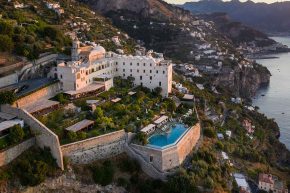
0 122 32 150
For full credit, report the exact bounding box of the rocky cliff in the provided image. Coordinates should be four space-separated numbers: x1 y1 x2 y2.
215 64 270 98
79 0 193 22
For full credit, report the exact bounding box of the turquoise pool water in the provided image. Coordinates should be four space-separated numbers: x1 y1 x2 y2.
148 124 188 148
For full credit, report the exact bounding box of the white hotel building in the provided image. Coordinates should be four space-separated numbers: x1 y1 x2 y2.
55 40 172 98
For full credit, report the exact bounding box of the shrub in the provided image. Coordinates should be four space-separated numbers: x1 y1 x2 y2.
91 161 115 186
204 127 216 138
118 158 140 173
77 131 87 140
135 132 148 145
14 147 57 186
55 93 69 104
16 159 48 186
0 35 13 52
67 131 77 142
215 141 224 150
165 173 197 193
9 125 25 144
117 177 130 189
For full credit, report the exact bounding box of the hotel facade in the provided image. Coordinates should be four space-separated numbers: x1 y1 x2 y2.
55 40 172 98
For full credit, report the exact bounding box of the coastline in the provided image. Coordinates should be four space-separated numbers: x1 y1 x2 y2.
252 36 290 151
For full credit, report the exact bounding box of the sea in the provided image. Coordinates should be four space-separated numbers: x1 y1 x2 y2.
252 36 290 150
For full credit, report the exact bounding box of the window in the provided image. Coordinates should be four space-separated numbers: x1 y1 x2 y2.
130 69 132 72
123 62 125 65
159 82 161 86
141 82 143 86
116 69 118 72
143 63 146 66
116 62 118 65
149 156 153 162
163 71 165 74
60 74 63 79
137 63 139 66
123 74 125 77
130 74 132 77
137 70 139 73
130 62 132 66
143 70 145 73
150 63 152 66
150 70 152 73
140 76 142 80
156 70 158 74
123 69 125 72
150 76 152 80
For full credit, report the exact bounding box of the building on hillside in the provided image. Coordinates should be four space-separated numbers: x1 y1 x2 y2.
258 173 288 193
54 39 172 98
234 173 251 193
242 119 255 134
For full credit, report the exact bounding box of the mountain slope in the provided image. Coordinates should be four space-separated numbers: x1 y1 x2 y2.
79 0 271 98
200 12 275 47
181 0 290 33
79 0 193 22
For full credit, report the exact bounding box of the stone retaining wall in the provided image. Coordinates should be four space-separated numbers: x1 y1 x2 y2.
0 105 64 169
0 138 35 167
124 144 170 181
15 83 60 108
61 130 126 164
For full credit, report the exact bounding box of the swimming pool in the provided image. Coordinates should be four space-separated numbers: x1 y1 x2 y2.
147 123 188 149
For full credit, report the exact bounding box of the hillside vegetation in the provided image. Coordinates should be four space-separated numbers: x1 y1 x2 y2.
0 0 135 60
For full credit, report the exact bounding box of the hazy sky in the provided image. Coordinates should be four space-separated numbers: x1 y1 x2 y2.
165 0 283 4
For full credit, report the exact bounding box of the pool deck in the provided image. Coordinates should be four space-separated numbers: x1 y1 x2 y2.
130 123 201 172
147 124 190 150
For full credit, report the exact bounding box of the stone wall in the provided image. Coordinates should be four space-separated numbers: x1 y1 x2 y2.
124 144 170 181
14 83 60 108
0 105 64 169
0 138 35 167
61 130 126 164
0 61 25 75
131 123 201 171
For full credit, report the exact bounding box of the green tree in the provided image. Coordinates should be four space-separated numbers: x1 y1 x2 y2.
67 131 77 142
136 132 148 145
94 107 104 119
0 91 16 105
9 125 25 144
0 20 14 36
165 98 176 113
0 35 13 52
204 127 216 138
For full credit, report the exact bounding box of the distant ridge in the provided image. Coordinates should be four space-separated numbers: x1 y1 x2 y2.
181 0 290 33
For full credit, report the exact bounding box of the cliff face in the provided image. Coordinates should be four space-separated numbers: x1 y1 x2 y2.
215 65 270 98
79 0 193 22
